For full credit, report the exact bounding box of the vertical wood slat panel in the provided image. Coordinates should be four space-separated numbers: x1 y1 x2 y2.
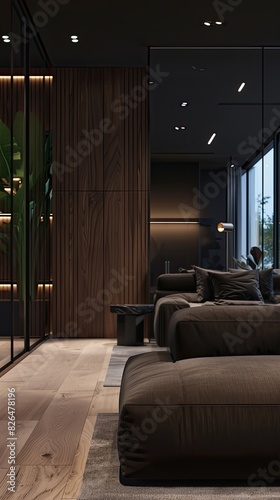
104 69 125 191
77 192 103 337
103 192 125 337
78 69 104 191
52 68 149 338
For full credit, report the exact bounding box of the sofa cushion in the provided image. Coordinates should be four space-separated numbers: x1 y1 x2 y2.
154 293 191 347
118 351 280 483
168 304 280 361
208 269 264 302
229 267 275 303
192 266 228 302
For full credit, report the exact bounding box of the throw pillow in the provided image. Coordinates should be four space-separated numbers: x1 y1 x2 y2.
229 267 275 303
208 270 264 302
192 266 228 302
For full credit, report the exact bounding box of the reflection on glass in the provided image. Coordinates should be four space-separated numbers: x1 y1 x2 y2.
240 173 247 257
263 148 274 267
248 147 274 267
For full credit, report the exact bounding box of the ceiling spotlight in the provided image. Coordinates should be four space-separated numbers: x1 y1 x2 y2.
180 126 186 130
208 133 216 145
148 80 154 85
71 35 78 39
230 164 235 168
72 39 79 43
204 20 223 27
2 35 9 39
174 126 180 131
3 39 11 43
238 82 246 92
180 102 188 107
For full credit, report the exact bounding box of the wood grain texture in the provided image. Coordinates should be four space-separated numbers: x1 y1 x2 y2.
77 192 103 338
16 392 93 466
0 465 72 500
0 338 116 500
52 68 149 338
61 416 96 499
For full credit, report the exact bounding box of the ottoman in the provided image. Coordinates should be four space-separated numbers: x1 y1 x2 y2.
118 351 280 485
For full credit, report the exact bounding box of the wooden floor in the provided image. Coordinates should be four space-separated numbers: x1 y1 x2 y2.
0 338 119 500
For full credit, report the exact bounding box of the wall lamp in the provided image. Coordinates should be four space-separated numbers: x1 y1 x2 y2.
217 222 234 271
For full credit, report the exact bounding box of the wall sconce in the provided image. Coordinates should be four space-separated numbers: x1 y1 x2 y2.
217 222 234 271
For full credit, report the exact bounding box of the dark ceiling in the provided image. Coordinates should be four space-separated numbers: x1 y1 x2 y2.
1 0 280 164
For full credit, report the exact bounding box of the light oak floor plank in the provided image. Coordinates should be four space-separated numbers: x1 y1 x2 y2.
0 338 118 499
62 416 96 499
0 390 56 420
0 465 72 500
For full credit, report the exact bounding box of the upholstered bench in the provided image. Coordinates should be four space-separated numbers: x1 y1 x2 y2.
118 350 280 485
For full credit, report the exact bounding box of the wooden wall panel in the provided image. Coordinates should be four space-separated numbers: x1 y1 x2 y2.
52 191 78 337
103 192 125 336
104 69 125 191
52 68 149 338
77 191 103 337
77 69 104 191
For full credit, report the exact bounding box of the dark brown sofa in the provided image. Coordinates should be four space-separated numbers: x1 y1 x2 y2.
118 350 280 484
154 272 280 346
117 272 280 484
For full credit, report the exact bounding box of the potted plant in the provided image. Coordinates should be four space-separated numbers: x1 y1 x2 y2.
0 113 52 336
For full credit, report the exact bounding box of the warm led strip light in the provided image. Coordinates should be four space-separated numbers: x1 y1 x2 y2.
0 76 53 80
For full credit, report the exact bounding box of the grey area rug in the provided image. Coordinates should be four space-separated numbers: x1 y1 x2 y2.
104 344 168 387
78 413 280 500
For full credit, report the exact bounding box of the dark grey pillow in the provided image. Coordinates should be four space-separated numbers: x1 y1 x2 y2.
208 270 264 302
229 268 275 303
192 266 228 302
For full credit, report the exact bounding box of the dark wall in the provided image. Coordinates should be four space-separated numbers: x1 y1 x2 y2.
150 161 228 285
150 162 200 285
199 165 227 270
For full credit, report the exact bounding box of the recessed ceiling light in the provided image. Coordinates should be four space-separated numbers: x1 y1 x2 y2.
180 126 186 130
230 164 235 168
148 80 154 85
174 126 180 131
72 39 79 43
204 21 223 27
2 35 9 39
3 39 10 43
180 102 188 107
208 133 216 145
71 35 78 39
238 82 246 92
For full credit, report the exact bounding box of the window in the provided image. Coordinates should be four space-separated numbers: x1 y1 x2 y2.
246 146 274 267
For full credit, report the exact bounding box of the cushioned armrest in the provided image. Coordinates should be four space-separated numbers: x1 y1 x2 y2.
168 304 280 361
